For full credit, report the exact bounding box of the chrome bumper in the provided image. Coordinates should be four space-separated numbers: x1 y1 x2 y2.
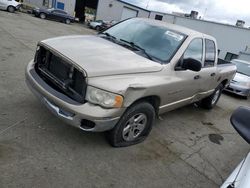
25 60 125 132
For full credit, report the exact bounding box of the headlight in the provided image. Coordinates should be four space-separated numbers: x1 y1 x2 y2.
85 86 123 108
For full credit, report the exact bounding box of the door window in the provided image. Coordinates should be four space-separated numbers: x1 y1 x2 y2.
53 10 66 14
183 38 203 61
204 39 216 67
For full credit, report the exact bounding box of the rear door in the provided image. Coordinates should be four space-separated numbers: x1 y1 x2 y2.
198 38 217 94
51 10 66 21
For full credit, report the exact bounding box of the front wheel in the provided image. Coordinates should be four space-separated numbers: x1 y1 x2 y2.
200 84 223 109
7 6 15 13
106 102 155 147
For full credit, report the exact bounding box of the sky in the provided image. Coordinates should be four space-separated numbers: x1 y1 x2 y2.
122 0 250 26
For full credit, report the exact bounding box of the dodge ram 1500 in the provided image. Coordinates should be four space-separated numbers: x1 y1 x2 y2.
26 18 236 147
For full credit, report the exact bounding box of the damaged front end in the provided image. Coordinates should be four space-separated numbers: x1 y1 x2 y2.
34 45 87 103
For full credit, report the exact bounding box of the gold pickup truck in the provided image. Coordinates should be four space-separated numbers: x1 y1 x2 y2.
25 18 236 147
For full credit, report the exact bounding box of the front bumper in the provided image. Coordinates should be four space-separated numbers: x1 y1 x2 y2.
16 4 21 10
224 83 250 97
25 60 126 132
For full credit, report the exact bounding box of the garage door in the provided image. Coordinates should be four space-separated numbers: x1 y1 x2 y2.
121 7 138 20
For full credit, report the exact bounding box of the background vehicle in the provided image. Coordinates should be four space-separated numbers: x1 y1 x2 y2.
102 20 118 29
0 0 21 13
32 8 74 24
221 106 250 188
224 59 250 99
25 18 236 147
89 20 106 31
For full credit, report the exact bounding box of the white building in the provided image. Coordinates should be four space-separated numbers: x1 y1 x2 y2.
239 48 250 62
96 0 150 21
25 0 250 61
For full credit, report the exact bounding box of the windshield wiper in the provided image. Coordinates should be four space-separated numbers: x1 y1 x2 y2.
119 39 153 60
100 32 117 40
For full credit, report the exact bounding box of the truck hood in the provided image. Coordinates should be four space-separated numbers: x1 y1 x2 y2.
40 35 163 77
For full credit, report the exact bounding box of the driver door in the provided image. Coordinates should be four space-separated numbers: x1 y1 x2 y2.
160 38 204 113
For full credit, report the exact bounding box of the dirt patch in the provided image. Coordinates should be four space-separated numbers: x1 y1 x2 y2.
202 121 214 126
208 134 224 145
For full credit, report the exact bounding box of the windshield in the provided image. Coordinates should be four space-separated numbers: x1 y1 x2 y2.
231 60 250 76
100 19 186 63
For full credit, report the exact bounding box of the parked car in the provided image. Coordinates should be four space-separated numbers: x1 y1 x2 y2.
0 0 21 13
89 20 106 31
25 18 236 147
224 59 250 98
221 106 250 188
102 20 118 30
32 8 74 24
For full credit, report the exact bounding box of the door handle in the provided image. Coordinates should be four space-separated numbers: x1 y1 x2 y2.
210 73 216 77
194 75 200 80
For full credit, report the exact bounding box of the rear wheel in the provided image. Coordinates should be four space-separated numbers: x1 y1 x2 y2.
106 102 155 147
7 6 15 13
200 84 223 109
65 19 71 24
39 13 46 19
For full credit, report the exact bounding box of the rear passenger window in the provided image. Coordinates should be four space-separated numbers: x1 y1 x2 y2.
183 38 203 62
204 39 216 67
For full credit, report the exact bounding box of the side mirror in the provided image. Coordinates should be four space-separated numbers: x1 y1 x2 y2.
231 106 250 144
182 58 202 72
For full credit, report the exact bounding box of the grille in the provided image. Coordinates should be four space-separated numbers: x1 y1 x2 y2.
34 46 87 103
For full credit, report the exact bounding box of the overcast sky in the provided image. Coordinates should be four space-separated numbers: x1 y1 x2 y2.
123 0 250 26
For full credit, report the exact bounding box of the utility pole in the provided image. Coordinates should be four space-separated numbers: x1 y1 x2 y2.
146 0 150 9
203 8 207 20
146 0 151 18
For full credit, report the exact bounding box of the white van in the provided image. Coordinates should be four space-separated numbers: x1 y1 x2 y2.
0 0 21 13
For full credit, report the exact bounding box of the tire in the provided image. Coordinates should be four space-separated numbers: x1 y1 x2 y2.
95 26 101 31
7 6 15 13
65 19 71 24
39 13 46 19
200 84 223 109
106 102 156 147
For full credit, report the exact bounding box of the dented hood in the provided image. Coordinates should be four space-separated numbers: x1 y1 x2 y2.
40 35 163 77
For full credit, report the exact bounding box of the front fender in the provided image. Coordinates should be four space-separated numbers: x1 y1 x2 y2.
87 74 165 108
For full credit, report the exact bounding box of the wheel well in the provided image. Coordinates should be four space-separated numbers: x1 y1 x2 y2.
131 96 160 115
221 79 228 88
7 5 15 10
